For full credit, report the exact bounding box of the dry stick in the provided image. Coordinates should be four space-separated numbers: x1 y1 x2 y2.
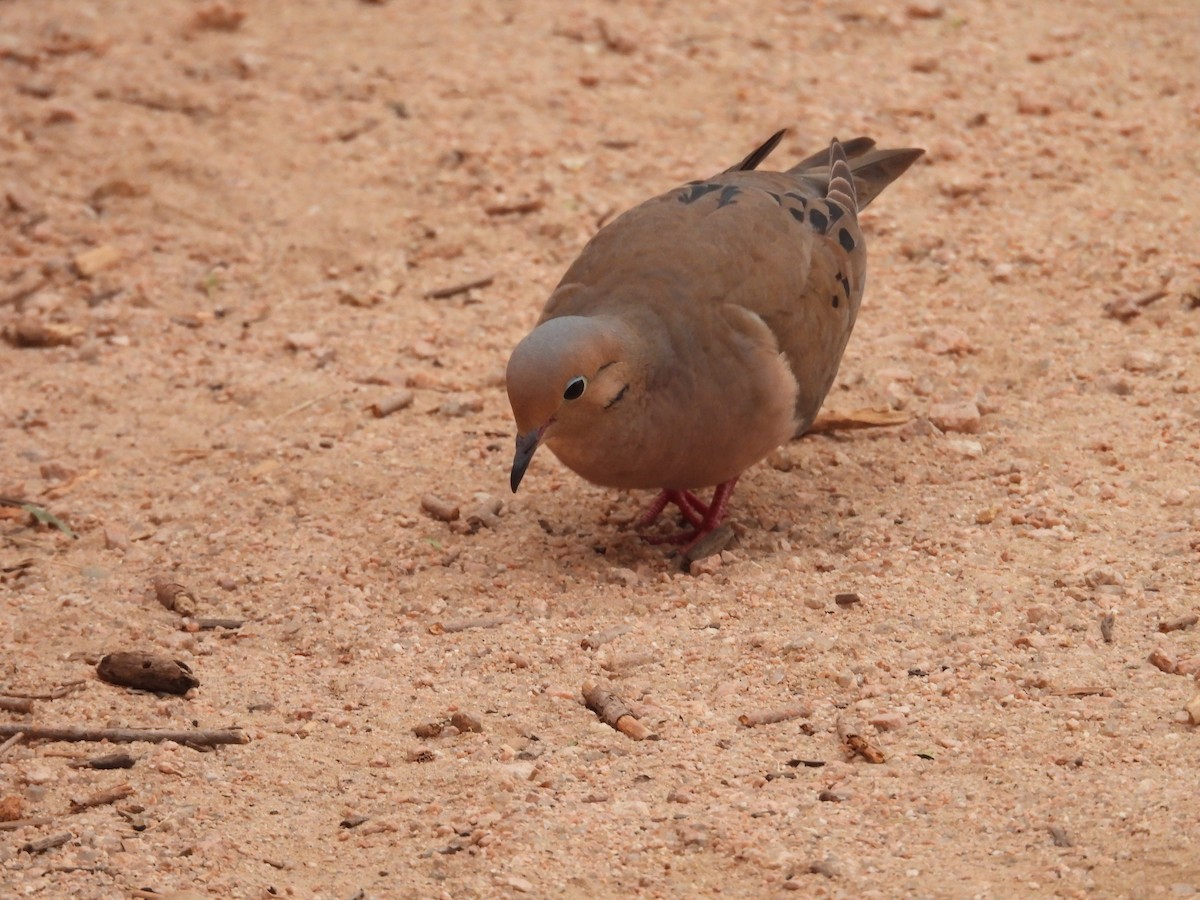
22 831 73 854
1100 612 1115 644
806 407 912 434
582 682 651 740
429 615 518 635
0 724 248 747
738 701 813 728
581 624 633 651
0 697 33 714
2 679 86 700
484 198 544 216
0 816 53 832
193 617 246 630
837 718 885 764
69 782 134 812
0 730 25 757
270 389 340 423
423 274 495 300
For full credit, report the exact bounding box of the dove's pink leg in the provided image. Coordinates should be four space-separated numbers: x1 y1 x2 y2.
635 489 708 529
637 476 739 549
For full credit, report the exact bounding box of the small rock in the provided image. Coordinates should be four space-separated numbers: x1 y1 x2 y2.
929 400 982 434
1123 349 1163 373
607 567 639 587
450 712 482 733
437 394 484 417
868 711 907 732
1084 566 1124 589
73 245 122 278
284 331 320 351
1148 649 1177 674
916 325 976 356
1185 694 1200 726
905 1 944 17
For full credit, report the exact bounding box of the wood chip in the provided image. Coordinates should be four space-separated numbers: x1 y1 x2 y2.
154 580 198 617
484 198 544 216
1 320 84 348
582 682 651 740
1158 614 1198 633
368 390 414 418
420 493 460 522
834 592 861 607
67 752 136 770
1100 612 1115 643
69 782 133 812
738 701 813 727
837 718 885 763
1148 649 1177 674
96 651 200 695
21 831 73 854
0 697 34 714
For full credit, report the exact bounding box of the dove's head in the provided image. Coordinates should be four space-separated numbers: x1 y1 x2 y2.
505 315 635 492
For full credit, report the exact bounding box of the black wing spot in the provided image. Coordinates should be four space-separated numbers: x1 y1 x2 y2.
831 294 840 308
763 191 783 206
717 185 741 208
783 191 808 207
836 271 851 296
838 227 856 252
604 384 629 409
827 202 845 225
808 206 828 233
789 207 806 223
679 183 722 204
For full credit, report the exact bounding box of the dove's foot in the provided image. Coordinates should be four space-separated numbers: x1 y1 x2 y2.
636 477 739 551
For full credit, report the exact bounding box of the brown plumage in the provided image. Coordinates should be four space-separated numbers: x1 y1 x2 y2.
506 131 923 549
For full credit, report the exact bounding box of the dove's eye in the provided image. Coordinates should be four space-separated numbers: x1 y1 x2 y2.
563 376 587 400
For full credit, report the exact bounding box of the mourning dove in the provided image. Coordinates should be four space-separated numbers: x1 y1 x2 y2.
506 131 923 549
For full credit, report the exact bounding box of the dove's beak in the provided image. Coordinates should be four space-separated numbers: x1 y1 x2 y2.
510 427 543 493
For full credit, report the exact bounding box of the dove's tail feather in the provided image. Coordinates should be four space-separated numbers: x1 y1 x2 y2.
789 137 924 210
726 129 787 173
825 139 859 216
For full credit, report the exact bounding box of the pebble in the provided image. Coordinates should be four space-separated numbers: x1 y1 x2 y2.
869 711 907 732
929 400 982 434
421 493 460 522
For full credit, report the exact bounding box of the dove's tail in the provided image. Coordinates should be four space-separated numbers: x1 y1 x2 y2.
789 137 924 210
825 139 859 217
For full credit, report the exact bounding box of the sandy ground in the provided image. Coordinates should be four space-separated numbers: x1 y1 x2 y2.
2 1 1199 897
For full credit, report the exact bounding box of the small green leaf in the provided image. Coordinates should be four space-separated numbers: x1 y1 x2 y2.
22 504 77 539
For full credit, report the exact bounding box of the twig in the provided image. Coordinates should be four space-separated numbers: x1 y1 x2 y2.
1052 685 1110 697
69 782 134 812
67 751 136 770
484 198 544 216
97 651 199 695
270 389 340 423
0 730 25 757
0 816 53 832
738 701 813 728
429 615 518 634
0 697 34 714
582 682 651 740
0 724 248 747
22 831 73 854
1 679 86 700
580 624 632 650
1158 614 1198 633
423 274 495 300
193 617 245 630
